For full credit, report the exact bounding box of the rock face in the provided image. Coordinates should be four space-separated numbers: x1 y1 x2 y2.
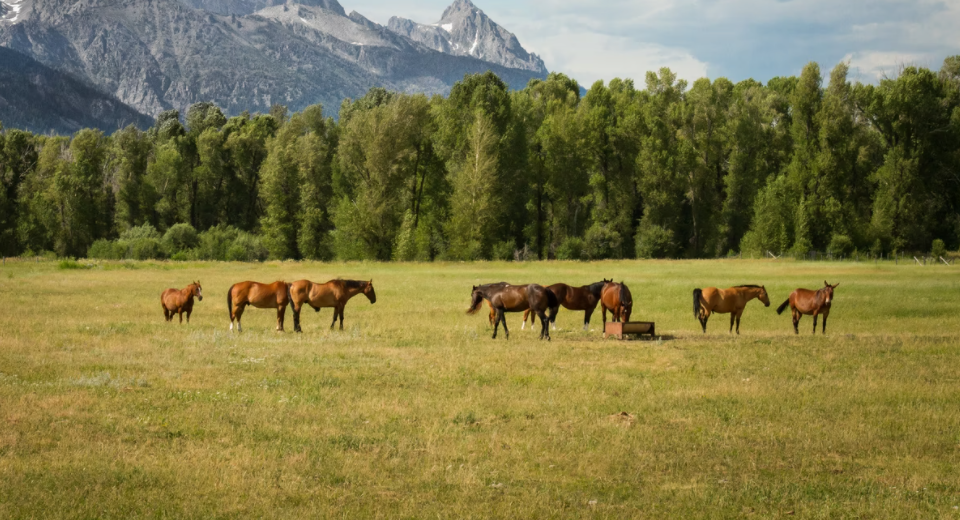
388 0 546 75
0 0 548 121
0 46 153 134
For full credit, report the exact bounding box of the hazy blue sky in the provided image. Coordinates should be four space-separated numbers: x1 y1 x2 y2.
345 0 959 86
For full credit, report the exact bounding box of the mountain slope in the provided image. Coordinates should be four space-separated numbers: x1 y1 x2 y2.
0 0 547 118
388 0 546 74
0 46 153 134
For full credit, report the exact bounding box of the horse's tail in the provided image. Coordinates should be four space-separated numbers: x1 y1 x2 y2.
227 285 234 321
776 298 790 315
546 288 560 323
286 283 293 306
693 288 703 319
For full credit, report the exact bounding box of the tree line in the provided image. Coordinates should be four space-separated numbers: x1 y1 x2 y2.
1 58 959 262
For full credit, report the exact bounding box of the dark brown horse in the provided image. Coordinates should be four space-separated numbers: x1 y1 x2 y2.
227 281 291 332
288 279 376 332
693 285 770 334
522 279 612 331
161 281 202 323
776 281 839 334
467 283 558 340
601 281 633 323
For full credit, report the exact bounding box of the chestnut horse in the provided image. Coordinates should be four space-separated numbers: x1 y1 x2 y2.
601 281 633 323
288 279 377 332
227 281 291 332
522 279 612 331
693 285 770 334
161 281 202 323
467 283 558 340
777 281 839 334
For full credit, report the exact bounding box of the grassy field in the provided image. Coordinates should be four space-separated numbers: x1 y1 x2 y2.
1 258 959 518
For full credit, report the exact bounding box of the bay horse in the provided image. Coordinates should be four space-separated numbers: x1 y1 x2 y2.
601 281 633 323
227 281 291 332
522 279 612 331
777 281 839 334
288 279 376 332
161 281 202 323
467 283 558 340
693 285 770 334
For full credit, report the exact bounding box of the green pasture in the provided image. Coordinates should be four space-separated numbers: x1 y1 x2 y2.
0 258 958 518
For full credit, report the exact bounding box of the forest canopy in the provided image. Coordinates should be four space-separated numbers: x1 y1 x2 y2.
2 58 959 262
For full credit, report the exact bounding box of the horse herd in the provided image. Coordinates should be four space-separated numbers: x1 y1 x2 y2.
160 277 841 339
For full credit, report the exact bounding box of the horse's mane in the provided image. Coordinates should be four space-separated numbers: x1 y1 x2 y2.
736 285 762 289
586 281 607 297
342 280 367 289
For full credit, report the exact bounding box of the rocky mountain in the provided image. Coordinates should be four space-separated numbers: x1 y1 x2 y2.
0 0 547 121
388 0 546 75
0 46 153 134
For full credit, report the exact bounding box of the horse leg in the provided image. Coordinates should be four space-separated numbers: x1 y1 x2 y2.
791 308 799 335
186 309 191 324
735 311 742 335
235 305 245 333
729 313 735 333
492 309 501 339
277 305 286 332
583 308 593 331
338 305 345 330
521 309 529 330
822 312 828 334
812 313 818 335
601 305 607 324
292 303 302 333
538 310 550 340
550 307 557 331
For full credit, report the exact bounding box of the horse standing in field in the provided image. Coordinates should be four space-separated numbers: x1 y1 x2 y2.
467 283 558 340
693 285 770 334
601 281 633 323
522 279 612 331
288 279 376 332
161 281 203 323
777 281 839 334
227 281 291 332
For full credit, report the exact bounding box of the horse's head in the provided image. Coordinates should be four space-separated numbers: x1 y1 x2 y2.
758 285 770 307
620 281 633 322
467 286 484 315
364 280 377 304
823 281 839 304
193 281 203 301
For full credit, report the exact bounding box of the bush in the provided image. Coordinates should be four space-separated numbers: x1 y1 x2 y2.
88 239 126 260
931 239 947 259
491 240 515 261
556 237 584 260
635 225 674 259
827 234 855 257
129 238 164 260
162 223 199 256
583 224 622 260
119 224 161 241
193 225 267 262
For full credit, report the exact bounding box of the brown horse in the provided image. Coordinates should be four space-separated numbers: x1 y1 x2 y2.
693 285 770 334
777 281 839 334
161 281 202 323
227 281 291 332
522 279 612 331
601 281 633 323
467 283 558 340
288 279 377 332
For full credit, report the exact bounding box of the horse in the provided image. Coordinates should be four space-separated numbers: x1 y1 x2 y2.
467 283 558 340
288 279 376 332
693 285 770 334
601 281 633 323
522 279 612 331
777 281 839 334
227 281 291 332
161 281 202 323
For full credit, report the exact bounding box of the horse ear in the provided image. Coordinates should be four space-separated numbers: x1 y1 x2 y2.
825 280 829 286
833 282 840 288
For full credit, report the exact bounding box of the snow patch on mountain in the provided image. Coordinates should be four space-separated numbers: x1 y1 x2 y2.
1 0 28 24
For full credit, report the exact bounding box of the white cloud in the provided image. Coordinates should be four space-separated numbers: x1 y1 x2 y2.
843 51 935 81
525 31 708 87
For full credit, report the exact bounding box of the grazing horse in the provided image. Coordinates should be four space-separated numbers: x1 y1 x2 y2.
467 283 558 340
601 281 633 323
288 279 377 332
161 281 203 323
693 285 770 334
777 281 839 334
522 279 612 331
227 281 291 332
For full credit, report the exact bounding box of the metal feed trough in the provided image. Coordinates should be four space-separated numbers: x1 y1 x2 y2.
603 321 656 340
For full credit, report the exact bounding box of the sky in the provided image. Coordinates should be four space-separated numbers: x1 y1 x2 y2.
344 0 960 87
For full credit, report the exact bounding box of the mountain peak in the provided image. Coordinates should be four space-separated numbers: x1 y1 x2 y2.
387 1 546 74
